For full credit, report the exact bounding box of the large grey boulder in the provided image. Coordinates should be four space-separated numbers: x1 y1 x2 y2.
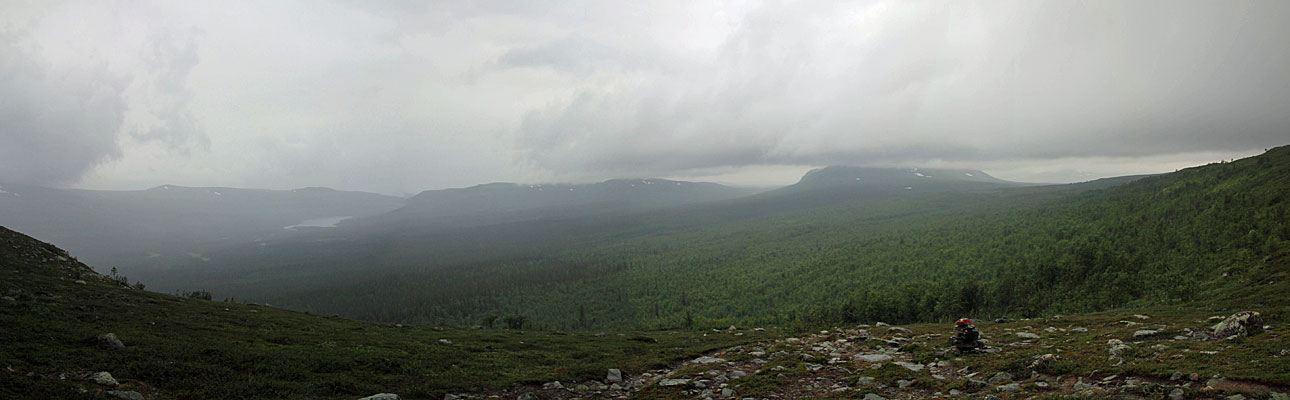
94 333 125 350
987 372 1013 384
107 391 143 400
893 361 924 371
853 353 893 363
1212 311 1263 339
89 371 118 386
1107 339 1132 365
606 368 622 383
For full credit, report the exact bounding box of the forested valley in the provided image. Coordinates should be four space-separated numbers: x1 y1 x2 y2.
208 147 1290 331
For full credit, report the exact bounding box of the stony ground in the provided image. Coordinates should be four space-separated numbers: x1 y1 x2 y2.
446 310 1290 400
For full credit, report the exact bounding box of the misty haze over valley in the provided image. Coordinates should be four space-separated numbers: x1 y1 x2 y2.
4 1 1290 399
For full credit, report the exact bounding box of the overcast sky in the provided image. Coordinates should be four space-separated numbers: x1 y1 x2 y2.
2 1 1287 194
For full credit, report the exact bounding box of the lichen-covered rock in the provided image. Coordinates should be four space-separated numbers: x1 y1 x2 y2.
853 353 893 362
107 391 143 400
1212 311 1263 339
94 333 125 350
893 361 923 371
1028 353 1059 369
1107 339 1131 365
988 372 1013 384
89 371 118 386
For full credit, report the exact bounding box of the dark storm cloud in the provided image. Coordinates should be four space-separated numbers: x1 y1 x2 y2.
0 18 208 186
515 1 1290 178
4 1 1287 191
0 30 128 185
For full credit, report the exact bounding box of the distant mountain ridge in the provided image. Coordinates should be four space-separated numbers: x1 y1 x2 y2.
778 166 1020 195
355 178 760 229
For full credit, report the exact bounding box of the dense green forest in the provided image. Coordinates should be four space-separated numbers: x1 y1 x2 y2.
190 147 1289 331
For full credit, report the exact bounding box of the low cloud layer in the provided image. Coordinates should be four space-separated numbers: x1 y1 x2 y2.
517 2 1290 179
2 1 1287 193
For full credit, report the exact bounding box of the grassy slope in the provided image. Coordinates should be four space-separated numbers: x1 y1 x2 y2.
0 227 765 399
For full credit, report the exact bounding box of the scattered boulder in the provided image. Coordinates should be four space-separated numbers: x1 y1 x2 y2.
997 383 1021 392
107 391 144 400
987 372 1013 385
89 371 119 386
722 388 736 397
1212 311 1263 339
893 361 923 372
516 393 538 400
853 354 893 363
94 333 125 350
966 380 988 390
863 394 885 400
1015 332 1040 339
541 381 563 390
659 378 690 387
1169 388 1185 400
1028 353 1059 369
1268 392 1288 400
693 356 726 364
1133 330 1160 337
443 395 460 400
1107 339 1132 365
358 394 400 400
606 368 622 383
889 327 913 334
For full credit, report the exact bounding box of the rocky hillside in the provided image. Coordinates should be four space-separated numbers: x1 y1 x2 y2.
437 303 1289 399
